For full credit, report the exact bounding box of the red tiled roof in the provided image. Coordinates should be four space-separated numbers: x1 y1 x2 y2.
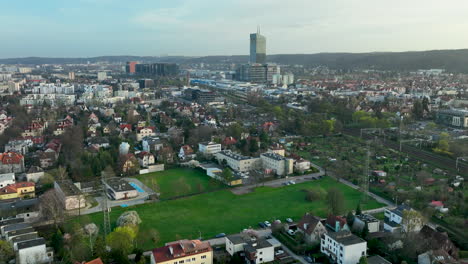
152 240 211 263
0 152 24 165
0 182 34 194
326 215 347 229
85 258 104 264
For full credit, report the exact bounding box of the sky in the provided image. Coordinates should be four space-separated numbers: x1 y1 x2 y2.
1 0 468 58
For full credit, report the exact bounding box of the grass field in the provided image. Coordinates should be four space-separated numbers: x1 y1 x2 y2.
135 168 226 199
76 176 384 251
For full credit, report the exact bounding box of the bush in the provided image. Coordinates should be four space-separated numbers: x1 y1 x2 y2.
304 188 326 202
116 211 142 227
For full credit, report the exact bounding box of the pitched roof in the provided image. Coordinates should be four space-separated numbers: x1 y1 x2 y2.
152 240 212 263
0 152 24 164
298 214 322 235
85 258 104 264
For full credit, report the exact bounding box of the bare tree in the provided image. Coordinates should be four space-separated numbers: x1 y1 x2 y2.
40 189 64 227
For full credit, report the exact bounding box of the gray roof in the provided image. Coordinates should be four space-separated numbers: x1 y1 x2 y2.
227 234 246 245
10 232 38 244
244 239 273 253
17 237 45 250
2 223 31 233
327 231 366 246
105 178 136 192
261 152 289 161
367 255 392 264
356 214 379 224
6 227 35 238
56 180 82 196
391 204 412 217
0 217 24 227
218 150 257 161
0 198 39 212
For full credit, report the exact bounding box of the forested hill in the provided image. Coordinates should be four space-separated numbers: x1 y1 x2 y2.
2 49 468 72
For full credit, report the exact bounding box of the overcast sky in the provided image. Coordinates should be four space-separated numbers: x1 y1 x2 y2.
1 0 468 58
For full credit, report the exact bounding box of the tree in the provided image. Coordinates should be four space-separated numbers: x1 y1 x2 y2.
40 190 64 227
412 99 424 119
402 209 425 233
305 188 326 202
361 224 369 238
346 211 355 227
358 256 368 264
221 168 234 184
106 226 137 255
326 187 345 215
0 240 14 263
356 203 362 215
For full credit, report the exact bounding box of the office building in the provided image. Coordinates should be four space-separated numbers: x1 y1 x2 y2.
184 88 216 105
135 63 179 76
250 28 266 64
126 61 138 74
198 142 222 155
237 64 279 84
436 108 468 128
68 72 75 80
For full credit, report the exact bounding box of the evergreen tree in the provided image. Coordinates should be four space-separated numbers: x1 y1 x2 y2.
356 203 362 215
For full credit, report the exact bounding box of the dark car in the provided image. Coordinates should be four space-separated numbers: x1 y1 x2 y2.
215 233 226 238
258 222 267 228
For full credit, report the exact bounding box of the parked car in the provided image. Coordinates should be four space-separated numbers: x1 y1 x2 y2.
275 250 285 255
215 233 226 238
259 222 267 228
274 219 282 224
288 180 296 185
264 221 271 227
304 256 313 263
286 218 293 223
287 229 295 236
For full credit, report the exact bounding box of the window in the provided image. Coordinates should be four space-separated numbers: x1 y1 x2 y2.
362 251 365 256
259 252 263 255
179 261 184 264
192 258 196 261
201 255 206 259
259 258 263 262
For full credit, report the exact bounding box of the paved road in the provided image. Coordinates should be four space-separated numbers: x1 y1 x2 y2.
231 164 326 195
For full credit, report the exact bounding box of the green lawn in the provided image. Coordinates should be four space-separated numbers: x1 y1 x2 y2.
76 176 384 251
135 168 226 199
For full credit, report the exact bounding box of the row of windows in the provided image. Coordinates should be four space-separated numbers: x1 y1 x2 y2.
174 255 206 264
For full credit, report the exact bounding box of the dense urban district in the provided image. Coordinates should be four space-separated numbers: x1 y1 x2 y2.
0 31 467 264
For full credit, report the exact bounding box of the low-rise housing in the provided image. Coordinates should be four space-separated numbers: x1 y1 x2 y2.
0 172 15 188
353 214 380 233
54 181 86 210
0 182 35 200
104 178 138 200
225 234 275 264
198 142 222 155
297 213 327 243
0 152 25 174
321 231 367 264
384 205 423 233
150 239 213 264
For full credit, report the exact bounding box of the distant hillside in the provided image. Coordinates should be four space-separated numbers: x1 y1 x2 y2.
2 49 468 72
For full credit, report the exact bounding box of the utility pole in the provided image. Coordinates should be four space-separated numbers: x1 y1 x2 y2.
102 171 111 240
362 141 371 203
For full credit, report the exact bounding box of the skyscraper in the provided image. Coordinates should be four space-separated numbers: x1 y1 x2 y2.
250 27 266 64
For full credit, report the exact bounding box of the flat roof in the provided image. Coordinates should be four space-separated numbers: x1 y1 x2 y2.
105 178 136 192
56 180 82 196
6 227 35 238
17 237 45 250
217 150 257 161
261 152 288 161
0 217 24 227
10 232 38 244
2 223 31 233
367 255 392 264
327 231 366 246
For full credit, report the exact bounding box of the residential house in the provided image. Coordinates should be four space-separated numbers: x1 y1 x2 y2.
120 154 139 173
294 158 311 173
215 150 261 172
321 231 367 264
0 182 35 200
119 123 132 134
142 136 164 153
25 166 45 183
16 237 53 264
88 112 99 124
384 204 423 233
222 136 237 147
418 250 458 264
198 142 222 155
0 198 40 222
136 151 155 167
150 239 213 264
418 225 459 260
326 215 350 232
225 235 275 264
0 172 15 188
137 126 156 141
5 139 33 155
297 213 328 243
353 214 380 233
268 144 285 156
0 152 25 174
179 145 196 160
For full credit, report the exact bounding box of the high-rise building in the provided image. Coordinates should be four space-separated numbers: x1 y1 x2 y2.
68 72 75 80
126 61 137 74
236 63 279 84
250 27 266 64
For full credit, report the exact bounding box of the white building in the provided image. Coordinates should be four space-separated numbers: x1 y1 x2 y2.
225 235 275 264
104 178 138 200
54 181 86 210
294 159 311 173
384 204 423 233
260 152 294 176
17 237 53 264
119 142 130 155
198 142 222 155
321 231 367 264
353 214 380 233
215 150 261 172
0 172 15 188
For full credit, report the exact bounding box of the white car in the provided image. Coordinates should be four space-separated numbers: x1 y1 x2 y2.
264 221 271 227
287 229 295 236
286 218 293 223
